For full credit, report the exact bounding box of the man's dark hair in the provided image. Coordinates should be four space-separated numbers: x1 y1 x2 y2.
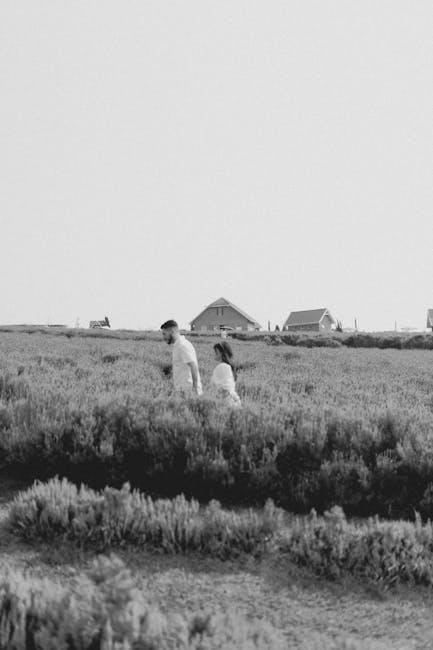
160 320 178 330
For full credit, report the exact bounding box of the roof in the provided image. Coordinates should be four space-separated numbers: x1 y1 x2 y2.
427 309 433 327
190 297 261 327
284 308 335 328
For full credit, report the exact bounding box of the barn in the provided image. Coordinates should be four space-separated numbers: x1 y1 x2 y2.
190 297 261 332
283 308 336 332
426 309 433 331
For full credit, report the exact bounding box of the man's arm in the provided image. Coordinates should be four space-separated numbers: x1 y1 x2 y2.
187 362 200 395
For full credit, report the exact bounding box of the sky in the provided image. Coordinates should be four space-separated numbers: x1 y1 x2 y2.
1 1 432 331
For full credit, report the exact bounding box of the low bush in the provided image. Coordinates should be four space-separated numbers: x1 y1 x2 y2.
229 330 433 350
102 354 121 364
299 337 342 348
281 506 433 586
8 478 282 557
3 326 433 349
0 554 285 649
403 334 433 350
3 395 433 519
11 479 433 591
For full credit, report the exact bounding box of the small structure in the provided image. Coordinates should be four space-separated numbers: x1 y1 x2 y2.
426 310 433 331
190 297 261 332
89 316 111 329
283 308 335 332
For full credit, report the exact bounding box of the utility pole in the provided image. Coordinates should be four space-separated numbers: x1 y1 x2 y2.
354 317 358 331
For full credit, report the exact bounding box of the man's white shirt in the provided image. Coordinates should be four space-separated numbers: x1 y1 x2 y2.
172 335 202 394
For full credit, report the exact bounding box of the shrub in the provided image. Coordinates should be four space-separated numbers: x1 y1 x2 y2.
281 506 433 586
12 480 433 592
299 337 342 348
264 335 284 346
0 554 286 649
403 334 433 350
8 478 282 557
102 354 121 364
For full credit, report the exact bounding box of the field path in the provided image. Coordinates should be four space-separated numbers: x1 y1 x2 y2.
1 477 433 648
125 551 433 649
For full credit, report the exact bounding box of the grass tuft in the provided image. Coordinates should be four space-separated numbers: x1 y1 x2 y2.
8 477 282 557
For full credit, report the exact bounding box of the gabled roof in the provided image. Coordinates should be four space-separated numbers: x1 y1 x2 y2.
284 308 335 328
190 297 261 327
427 309 433 327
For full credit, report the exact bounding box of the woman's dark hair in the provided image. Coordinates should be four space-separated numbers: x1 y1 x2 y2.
214 341 237 379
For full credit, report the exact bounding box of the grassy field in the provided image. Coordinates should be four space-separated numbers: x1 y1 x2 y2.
2 329 433 647
2 330 433 516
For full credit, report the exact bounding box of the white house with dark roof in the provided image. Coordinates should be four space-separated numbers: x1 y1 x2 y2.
283 308 336 332
426 309 433 331
190 297 262 332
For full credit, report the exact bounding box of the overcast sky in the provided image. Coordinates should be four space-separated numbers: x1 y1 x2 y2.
1 1 431 331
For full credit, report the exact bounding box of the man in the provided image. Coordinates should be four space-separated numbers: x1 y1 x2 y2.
160 320 202 396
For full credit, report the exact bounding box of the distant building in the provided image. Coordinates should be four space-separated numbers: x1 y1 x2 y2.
426 310 433 331
190 297 261 332
283 308 336 332
89 316 111 329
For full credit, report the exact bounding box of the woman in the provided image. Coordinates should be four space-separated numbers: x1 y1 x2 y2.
211 341 241 407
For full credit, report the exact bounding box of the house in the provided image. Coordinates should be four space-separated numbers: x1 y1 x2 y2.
190 297 262 332
426 310 433 331
283 308 336 332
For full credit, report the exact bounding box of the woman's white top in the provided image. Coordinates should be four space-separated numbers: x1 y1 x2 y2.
211 362 237 394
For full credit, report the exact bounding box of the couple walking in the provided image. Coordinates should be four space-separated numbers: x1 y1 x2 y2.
161 320 241 407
